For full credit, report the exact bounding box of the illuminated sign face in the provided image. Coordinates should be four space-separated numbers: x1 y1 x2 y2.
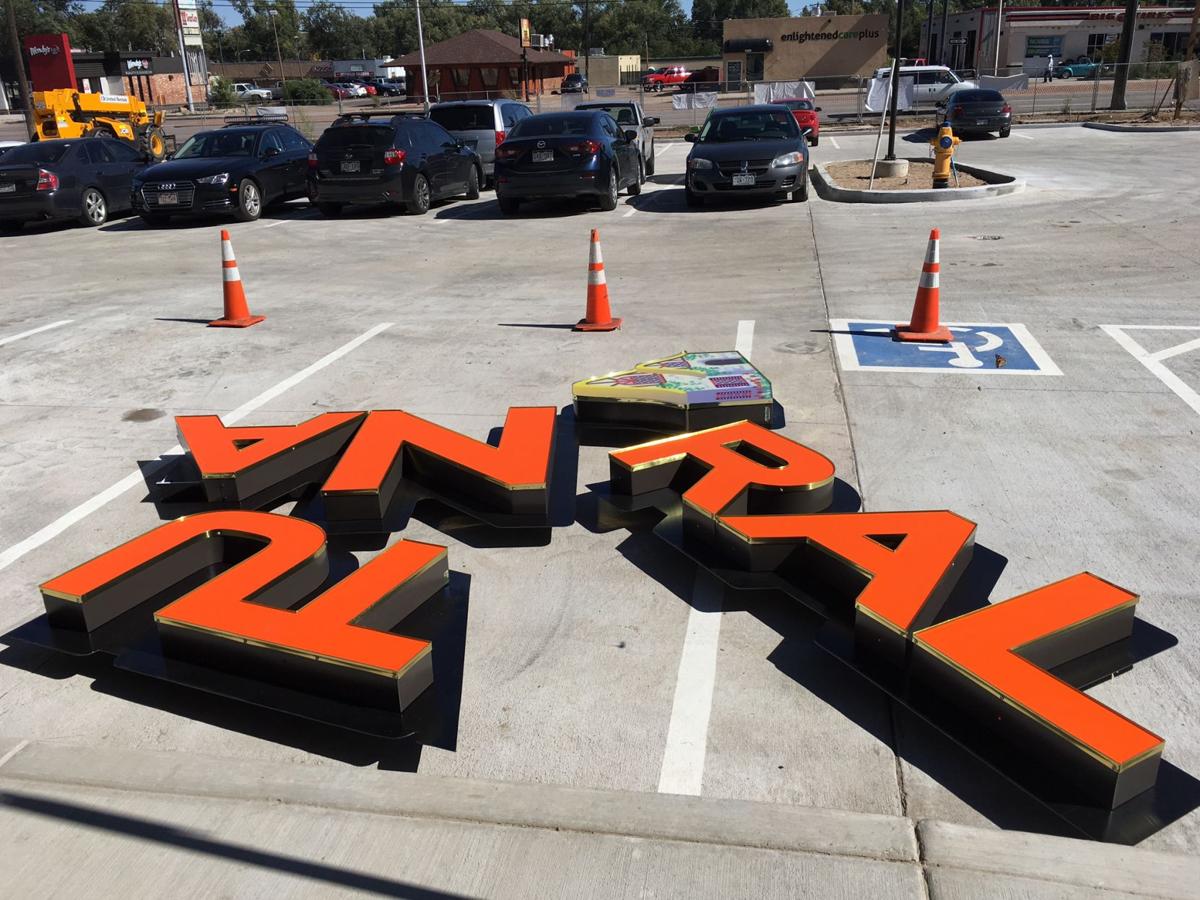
11 387 1176 841
573 351 773 433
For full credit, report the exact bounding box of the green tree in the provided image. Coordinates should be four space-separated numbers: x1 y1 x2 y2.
0 0 81 82
690 0 789 48
75 0 175 54
209 74 238 107
303 1 378 59
229 0 305 61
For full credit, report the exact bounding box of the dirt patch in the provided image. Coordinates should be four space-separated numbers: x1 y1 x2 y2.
824 159 988 191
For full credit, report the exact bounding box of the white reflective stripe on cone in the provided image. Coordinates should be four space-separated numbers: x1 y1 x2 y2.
588 269 607 286
925 240 939 265
590 243 603 266
223 267 241 283
919 271 939 289
223 241 237 263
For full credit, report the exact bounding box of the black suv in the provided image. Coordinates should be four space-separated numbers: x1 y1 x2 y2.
132 120 312 224
308 112 482 216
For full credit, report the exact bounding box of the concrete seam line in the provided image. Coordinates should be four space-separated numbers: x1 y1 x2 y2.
0 740 30 770
0 323 394 579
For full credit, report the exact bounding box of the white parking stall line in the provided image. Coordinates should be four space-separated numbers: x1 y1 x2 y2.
1101 325 1200 419
0 320 73 348
623 207 638 218
263 211 321 228
1012 132 1035 140
436 218 453 225
0 322 394 577
829 137 841 149
656 319 753 797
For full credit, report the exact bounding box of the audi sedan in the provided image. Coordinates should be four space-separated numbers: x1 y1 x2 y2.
684 105 809 208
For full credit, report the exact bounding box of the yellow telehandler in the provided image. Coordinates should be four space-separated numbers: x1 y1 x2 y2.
31 89 169 161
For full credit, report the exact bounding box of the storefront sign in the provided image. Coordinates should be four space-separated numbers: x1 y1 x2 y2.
780 27 881 44
124 58 153 74
23 33 77 92
15 387 1173 836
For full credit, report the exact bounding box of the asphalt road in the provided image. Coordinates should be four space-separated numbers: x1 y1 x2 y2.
1 125 1198 896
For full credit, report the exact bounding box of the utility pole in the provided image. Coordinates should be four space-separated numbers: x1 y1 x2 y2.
267 8 287 92
924 0 934 62
938 0 949 66
1110 0 1139 110
4 0 36 138
992 0 1004 76
172 0 195 112
583 0 590 81
885 0 907 161
1173 0 1198 118
414 0 429 112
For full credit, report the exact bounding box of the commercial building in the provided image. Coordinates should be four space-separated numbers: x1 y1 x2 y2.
721 14 890 85
922 5 1199 76
387 29 575 102
583 54 642 87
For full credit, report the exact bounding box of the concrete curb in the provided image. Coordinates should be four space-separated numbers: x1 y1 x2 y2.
810 159 1025 204
1082 121 1200 133
1 740 1197 897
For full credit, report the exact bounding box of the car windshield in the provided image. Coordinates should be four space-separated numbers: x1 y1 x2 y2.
0 142 71 165
699 110 799 142
175 131 258 158
318 124 394 150
430 106 495 130
578 105 639 126
778 99 814 111
510 115 591 138
953 90 1003 103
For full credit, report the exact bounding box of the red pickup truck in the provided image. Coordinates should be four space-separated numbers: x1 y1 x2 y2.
642 66 692 92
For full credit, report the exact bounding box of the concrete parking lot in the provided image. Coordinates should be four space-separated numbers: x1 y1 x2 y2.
1 125 1199 897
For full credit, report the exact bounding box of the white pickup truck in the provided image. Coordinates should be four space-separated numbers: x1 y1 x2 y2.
573 99 660 176
232 82 273 102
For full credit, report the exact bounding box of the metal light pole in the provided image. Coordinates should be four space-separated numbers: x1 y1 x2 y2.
414 0 429 111
172 0 195 112
885 0 907 161
924 0 934 62
992 0 1004 76
939 0 949 65
5 0 36 138
267 8 287 92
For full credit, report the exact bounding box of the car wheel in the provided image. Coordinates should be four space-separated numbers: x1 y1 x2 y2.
233 179 262 222
407 173 431 215
498 194 520 215
810 134 819 147
685 187 703 208
628 158 643 196
465 165 480 200
78 187 108 227
317 203 343 217
792 173 809 203
645 144 655 176
599 168 619 211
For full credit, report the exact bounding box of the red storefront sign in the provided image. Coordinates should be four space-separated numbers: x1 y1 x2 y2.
23 33 77 92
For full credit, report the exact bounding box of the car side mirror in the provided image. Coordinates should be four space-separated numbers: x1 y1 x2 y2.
815 107 822 112
623 130 638 142
684 133 697 143
643 117 659 126
801 127 812 135
263 146 281 158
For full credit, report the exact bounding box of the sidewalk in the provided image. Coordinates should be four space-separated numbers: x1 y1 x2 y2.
1 739 1195 898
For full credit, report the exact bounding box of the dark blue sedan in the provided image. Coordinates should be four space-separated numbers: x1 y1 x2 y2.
493 110 643 214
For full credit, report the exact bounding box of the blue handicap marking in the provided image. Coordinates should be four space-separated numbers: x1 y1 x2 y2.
840 321 1055 373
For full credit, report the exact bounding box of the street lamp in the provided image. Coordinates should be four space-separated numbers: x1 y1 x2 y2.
267 7 287 93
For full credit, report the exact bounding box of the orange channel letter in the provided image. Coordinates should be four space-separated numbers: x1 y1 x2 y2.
608 421 836 519
321 407 557 520
913 573 1164 778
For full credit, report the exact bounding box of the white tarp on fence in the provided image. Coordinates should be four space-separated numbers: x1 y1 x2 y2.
753 80 815 103
865 75 914 112
671 92 718 109
979 74 1030 92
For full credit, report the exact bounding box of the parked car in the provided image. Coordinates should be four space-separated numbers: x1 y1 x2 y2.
873 65 977 105
347 80 377 96
132 121 312 224
493 110 642 215
574 100 659 175
562 73 588 94
1055 58 1108 79
643 65 692 92
308 112 481 216
429 99 533 186
375 80 406 97
0 140 24 158
775 98 821 146
0 137 148 231
324 82 353 100
339 82 368 98
679 68 722 93
683 104 808 208
937 89 1012 138
232 82 273 102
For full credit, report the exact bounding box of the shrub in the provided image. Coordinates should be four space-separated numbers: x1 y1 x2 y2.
208 77 238 109
283 78 333 104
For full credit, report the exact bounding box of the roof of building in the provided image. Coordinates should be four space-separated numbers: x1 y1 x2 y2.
385 30 571 68
209 60 332 81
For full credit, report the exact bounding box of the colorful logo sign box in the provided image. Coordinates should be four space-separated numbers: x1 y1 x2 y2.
573 351 773 432
9 376 1177 840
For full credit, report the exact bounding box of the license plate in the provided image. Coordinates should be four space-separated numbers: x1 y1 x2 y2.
341 160 361 173
976 119 989 125
732 174 756 187
532 150 554 163
157 192 178 205
0 183 14 193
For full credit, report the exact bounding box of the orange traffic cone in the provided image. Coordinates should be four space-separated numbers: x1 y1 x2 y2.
893 228 951 343
209 229 265 328
574 228 622 332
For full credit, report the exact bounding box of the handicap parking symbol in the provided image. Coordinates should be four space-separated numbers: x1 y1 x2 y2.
830 320 1061 376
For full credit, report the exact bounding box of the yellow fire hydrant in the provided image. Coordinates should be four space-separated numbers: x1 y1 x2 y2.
931 122 961 189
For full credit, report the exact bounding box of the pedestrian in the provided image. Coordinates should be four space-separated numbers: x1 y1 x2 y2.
1045 54 1055 83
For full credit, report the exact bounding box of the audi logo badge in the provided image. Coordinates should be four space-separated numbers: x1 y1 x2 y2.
536 140 546 149
159 183 176 190
739 161 749 174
